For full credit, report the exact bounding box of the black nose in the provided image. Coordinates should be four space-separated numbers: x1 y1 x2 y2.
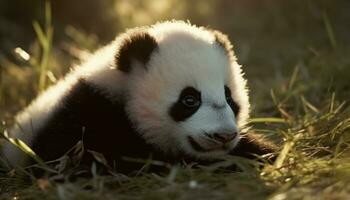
212 132 237 143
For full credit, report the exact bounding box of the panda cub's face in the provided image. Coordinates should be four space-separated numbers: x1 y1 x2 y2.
168 84 240 156
118 22 249 160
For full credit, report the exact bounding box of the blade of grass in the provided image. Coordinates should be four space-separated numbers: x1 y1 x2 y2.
248 118 286 124
322 12 337 49
288 66 299 91
32 22 47 48
32 0 54 92
274 138 295 169
0 63 2 105
301 96 319 113
329 92 335 113
2 130 46 168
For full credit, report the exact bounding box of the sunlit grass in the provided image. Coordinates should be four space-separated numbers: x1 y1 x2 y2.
33 1 54 92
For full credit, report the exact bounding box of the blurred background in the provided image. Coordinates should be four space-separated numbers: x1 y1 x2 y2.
0 0 349 123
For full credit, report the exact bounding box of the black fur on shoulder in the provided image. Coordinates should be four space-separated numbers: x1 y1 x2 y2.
28 79 180 174
115 28 158 73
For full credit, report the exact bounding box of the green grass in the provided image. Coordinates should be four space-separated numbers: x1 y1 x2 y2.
1 103 349 199
1 1 350 199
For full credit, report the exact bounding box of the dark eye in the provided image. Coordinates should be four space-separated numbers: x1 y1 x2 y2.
169 87 201 122
182 95 200 108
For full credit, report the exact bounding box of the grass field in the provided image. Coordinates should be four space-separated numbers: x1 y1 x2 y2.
0 1 350 199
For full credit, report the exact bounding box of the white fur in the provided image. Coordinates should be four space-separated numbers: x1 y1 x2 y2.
3 20 250 165
126 21 250 159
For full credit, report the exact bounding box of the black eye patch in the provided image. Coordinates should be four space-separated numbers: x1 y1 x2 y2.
169 87 201 122
225 86 240 117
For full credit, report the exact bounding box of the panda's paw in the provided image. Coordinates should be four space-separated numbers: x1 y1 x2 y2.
230 132 278 163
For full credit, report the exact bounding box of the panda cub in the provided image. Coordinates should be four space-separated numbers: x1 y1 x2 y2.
2 21 276 172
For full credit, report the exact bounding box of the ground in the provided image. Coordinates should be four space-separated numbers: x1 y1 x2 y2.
0 1 350 199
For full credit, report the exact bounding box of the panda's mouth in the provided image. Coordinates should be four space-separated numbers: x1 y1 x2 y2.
188 136 228 152
188 136 208 152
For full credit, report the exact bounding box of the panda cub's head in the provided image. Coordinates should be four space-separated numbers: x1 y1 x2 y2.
115 21 249 160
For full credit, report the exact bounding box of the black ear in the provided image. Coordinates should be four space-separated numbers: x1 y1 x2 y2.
211 30 234 55
115 29 158 73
